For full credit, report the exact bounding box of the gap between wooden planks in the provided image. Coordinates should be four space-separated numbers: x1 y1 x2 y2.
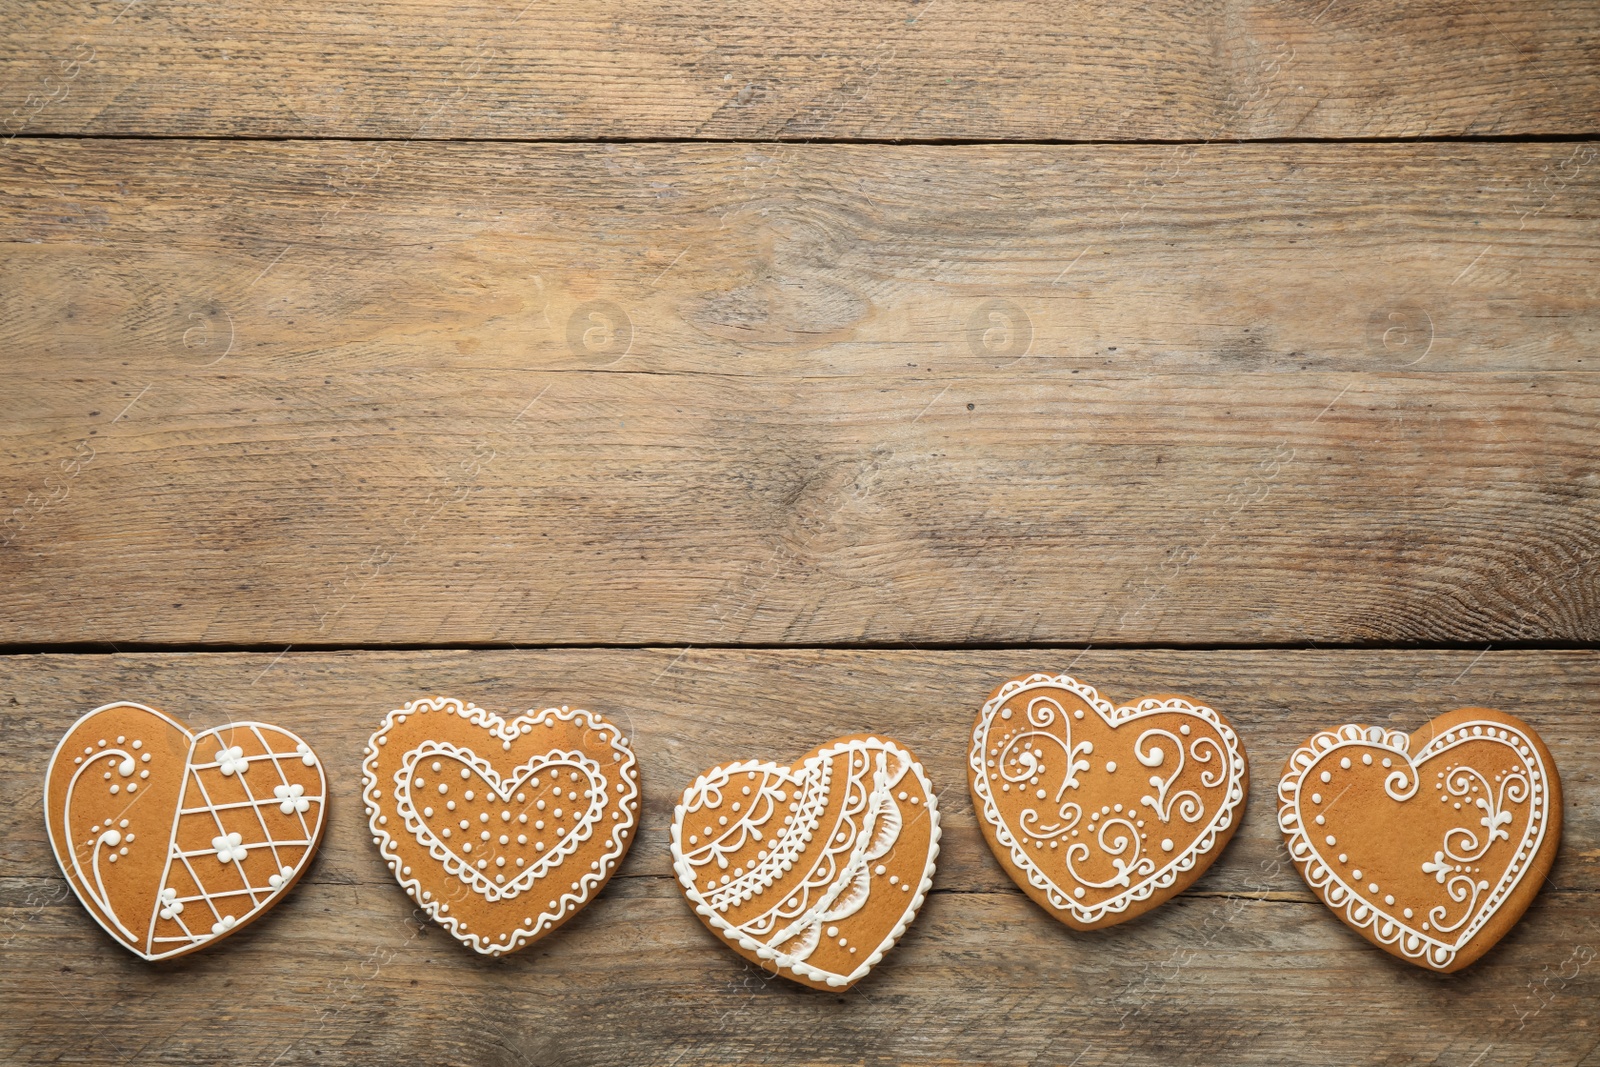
2 0 1599 141
0 648 1595 1066
1 140 1596 647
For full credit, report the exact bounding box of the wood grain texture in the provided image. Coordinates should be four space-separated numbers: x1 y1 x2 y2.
1 649 1596 1066
3 0 1599 141
2 139 1597 646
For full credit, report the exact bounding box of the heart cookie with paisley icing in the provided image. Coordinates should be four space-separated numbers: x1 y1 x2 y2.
671 735 940 990
969 673 1248 930
1278 707 1561 972
44 701 327 960
363 697 640 956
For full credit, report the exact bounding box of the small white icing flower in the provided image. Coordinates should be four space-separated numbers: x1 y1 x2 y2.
212 831 249 864
215 745 249 776
158 887 184 920
274 782 310 815
296 741 317 767
1421 850 1451 883
268 864 296 890
210 915 237 935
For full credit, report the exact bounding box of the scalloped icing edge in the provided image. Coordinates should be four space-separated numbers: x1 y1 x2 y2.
670 737 941 989
1276 719 1555 970
968 672 1248 925
361 695 639 957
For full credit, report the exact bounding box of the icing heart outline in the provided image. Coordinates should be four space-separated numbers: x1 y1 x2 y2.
363 696 639 956
672 736 941 990
969 673 1248 927
44 701 327 961
1277 710 1560 972
392 740 608 903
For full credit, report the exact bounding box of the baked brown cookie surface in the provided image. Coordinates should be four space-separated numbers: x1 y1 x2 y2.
1278 707 1561 972
969 673 1248 930
364 696 640 956
671 734 940 990
44 701 327 960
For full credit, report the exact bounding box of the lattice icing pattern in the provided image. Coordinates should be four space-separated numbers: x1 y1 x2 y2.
44 702 327 961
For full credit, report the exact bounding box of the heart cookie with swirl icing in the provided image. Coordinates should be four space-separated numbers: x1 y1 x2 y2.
363 697 640 956
44 701 327 960
671 735 940 990
1278 707 1561 972
969 673 1248 930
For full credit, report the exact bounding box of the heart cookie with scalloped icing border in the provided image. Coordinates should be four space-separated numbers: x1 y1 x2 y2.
363 697 640 956
44 701 327 960
1278 707 1561 972
671 734 940 990
969 673 1248 930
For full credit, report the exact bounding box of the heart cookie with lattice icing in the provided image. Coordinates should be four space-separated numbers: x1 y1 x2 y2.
969 673 1248 930
671 735 940 990
1278 707 1561 972
44 701 327 960
363 697 640 956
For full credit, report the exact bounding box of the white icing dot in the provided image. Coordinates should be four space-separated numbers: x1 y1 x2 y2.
1325 835 1336 846
465 790 475 801
1106 761 1117 773
1320 771 1332 783
1161 839 1174 851
1340 757 1351 770
132 740 142 749
875 864 887 875
1362 754 1373 765
432 762 442 772
461 769 471 779
1352 869 1363 880
1385 895 1395 906
424 807 434 817
1073 887 1085 898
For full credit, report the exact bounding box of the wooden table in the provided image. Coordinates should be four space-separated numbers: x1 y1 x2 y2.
3 3 1597 1064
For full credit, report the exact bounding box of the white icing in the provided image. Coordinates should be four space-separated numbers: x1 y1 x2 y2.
671 737 941 988
1276 719 1553 969
968 674 1247 925
43 702 327 961
361 697 639 957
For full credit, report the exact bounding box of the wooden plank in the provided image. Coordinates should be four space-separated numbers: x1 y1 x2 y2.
1 140 1597 647
2 0 1599 142
1 648 1596 1065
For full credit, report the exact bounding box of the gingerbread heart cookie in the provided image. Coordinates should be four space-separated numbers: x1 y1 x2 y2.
969 673 1248 930
363 697 640 956
671 735 940 990
1278 707 1561 972
44 701 327 960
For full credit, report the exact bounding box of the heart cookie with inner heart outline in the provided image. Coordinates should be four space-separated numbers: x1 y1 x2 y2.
969 673 1248 929
1278 707 1561 972
44 701 327 960
671 734 940 990
363 697 640 956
